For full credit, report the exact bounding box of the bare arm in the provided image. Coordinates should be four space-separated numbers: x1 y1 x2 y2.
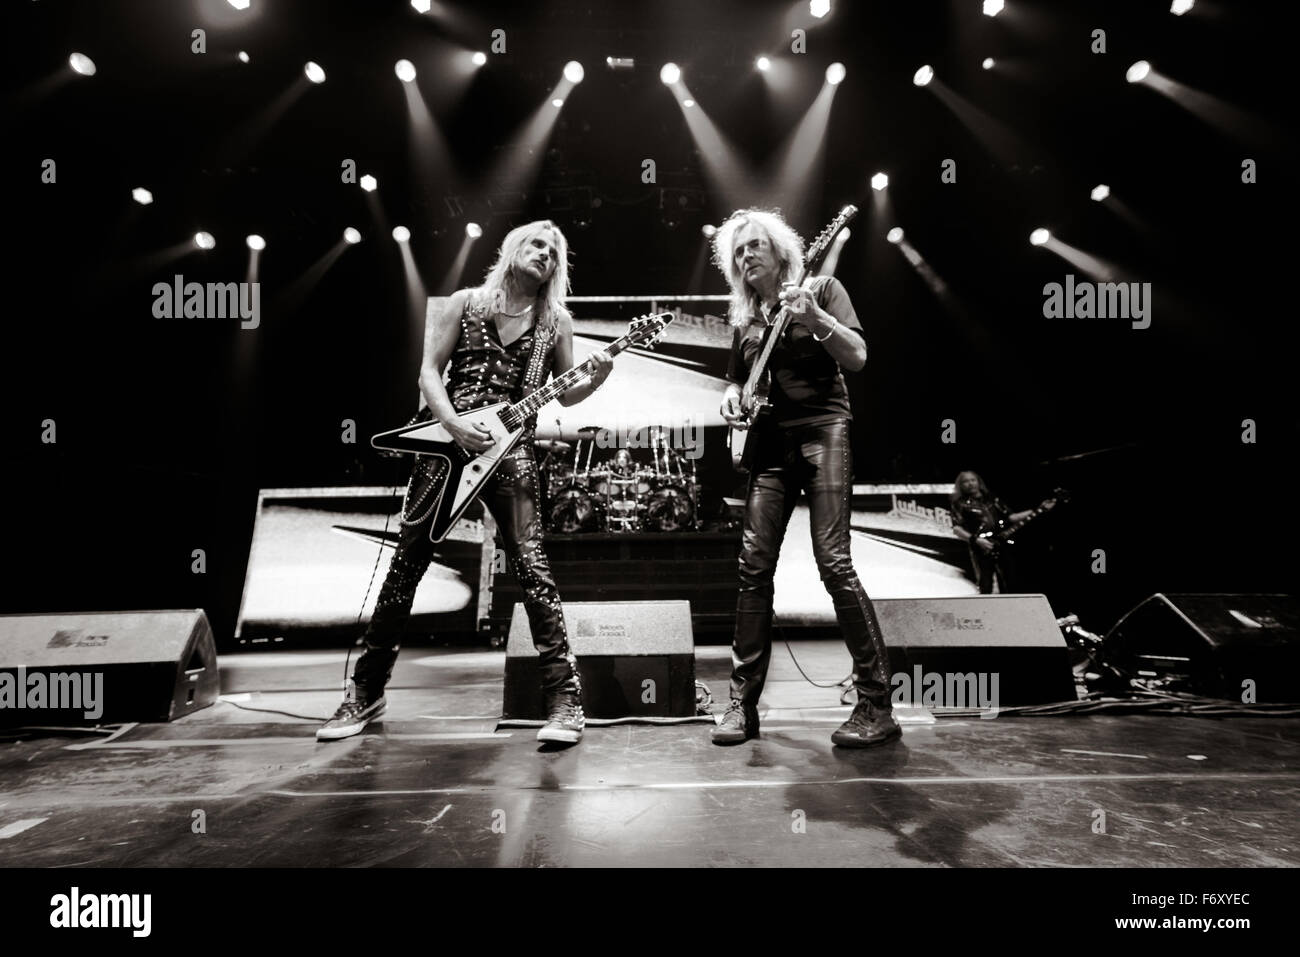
780 282 867 371
554 310 611 406
417 289 494 451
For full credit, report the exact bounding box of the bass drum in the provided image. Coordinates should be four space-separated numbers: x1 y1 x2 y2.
643 479 695 532
548 481 598 533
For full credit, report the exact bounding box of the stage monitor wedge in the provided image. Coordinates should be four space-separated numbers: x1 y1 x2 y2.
1104 593 1300 702
0 609 220 726
502 600 695 719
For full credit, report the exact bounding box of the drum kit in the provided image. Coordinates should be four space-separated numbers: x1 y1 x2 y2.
537 426 699 534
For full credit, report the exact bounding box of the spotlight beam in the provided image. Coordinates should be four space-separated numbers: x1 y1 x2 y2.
668 82 753 212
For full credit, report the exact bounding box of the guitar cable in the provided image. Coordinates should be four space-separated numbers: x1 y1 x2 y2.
341 453 403 690
220 456 400 724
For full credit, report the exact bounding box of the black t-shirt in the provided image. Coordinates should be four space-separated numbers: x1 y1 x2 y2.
950 497 1008 537
725 275 864 427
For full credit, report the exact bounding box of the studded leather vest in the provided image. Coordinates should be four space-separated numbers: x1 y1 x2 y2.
446 293 555 437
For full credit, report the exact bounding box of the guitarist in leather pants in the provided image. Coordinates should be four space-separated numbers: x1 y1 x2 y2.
713 208 900 748
319 221 612 744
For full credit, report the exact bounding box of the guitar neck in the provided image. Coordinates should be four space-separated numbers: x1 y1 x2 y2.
744 266 812 395
500 332 638 428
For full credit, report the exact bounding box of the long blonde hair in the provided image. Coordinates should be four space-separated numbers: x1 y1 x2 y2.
712 208 806 328
475 220 571 334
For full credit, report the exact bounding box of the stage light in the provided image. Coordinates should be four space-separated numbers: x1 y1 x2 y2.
660 63 680 85
228 0 250 10
913 65 934 87
411 0 432 12
683 98 695 108
1171 0 1194 14
982 57 994 70
1030 228 1050 246
871 172 888 191
564 61 584 83
69 53 96 76
304 61 326 84
194 232 216 250
472 51 487 66
343 227 362 244
826 62 846 85
131 187 153 205
606 56 635 69
552 98 564 107
395 59 416 82
756 56 771 72
360 174 377 192
1126 60 1150 83
466 222 482 239
702 224 717 238
887 228 903 244
237 51 250 64
246 234 266 251
810 0 830 18
1091 184 1110 201
392 226 410 243
982 0 1004 16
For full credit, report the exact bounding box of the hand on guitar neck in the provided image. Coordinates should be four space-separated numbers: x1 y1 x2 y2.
973 490 1067 556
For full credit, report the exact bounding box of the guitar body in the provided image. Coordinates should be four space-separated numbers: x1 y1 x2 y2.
729 377 771 471
371 403 524 542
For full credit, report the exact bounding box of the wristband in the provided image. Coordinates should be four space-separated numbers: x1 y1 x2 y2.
812 317 839 342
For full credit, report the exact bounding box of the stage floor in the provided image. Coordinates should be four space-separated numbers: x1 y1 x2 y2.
1 644 1296 867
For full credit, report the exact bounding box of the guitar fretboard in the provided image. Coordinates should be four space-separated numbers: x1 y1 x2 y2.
498 331 642 431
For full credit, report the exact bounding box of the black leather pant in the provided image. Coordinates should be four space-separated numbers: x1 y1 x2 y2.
352 448 577 700
730 419 892 709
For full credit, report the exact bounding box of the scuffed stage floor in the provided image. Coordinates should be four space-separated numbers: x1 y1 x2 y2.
1 644 1296 867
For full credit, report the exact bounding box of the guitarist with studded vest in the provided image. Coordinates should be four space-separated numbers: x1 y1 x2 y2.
713 207 899 749
319 221 611 745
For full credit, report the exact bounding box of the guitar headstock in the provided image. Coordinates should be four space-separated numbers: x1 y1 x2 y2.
805 204 859 272
1041 487 1071 510
625 311 676 351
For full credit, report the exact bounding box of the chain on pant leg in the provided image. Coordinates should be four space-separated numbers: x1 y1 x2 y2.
805 422 893 705
490 452 576 694
351 488 438 699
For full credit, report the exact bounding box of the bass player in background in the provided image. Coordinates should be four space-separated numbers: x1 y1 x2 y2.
318 221 612 745
949 470 1057 594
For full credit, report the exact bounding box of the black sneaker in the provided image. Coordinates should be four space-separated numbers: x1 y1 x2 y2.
711 699 758 745
317 684 387 741
537 681 585 744
831 699 901 748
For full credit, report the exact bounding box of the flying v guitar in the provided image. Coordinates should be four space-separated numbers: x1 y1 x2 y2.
372 311 676 542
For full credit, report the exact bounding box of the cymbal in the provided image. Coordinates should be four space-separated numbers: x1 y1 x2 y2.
574 426 602 438
534 439 572 452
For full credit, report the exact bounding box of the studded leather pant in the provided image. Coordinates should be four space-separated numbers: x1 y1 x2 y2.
730 419 893 710
352 447 577 700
